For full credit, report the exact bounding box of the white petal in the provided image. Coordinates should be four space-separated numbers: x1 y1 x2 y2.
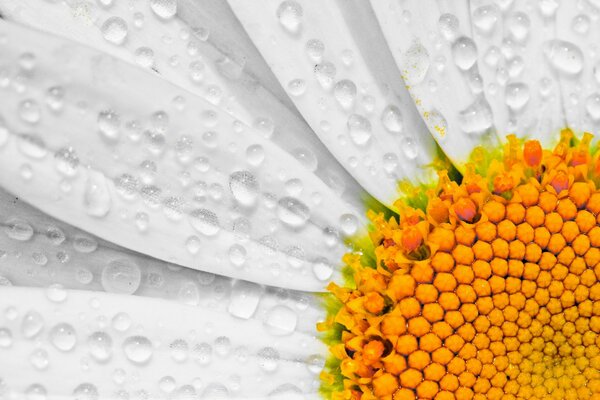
227 0 439 206
0 286 323 399
0 20 360 291
0 188 325 336
0 0 367 209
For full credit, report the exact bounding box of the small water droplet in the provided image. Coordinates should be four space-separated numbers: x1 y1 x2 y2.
170 339 189 362
507 12 530 42
22 311 44 339
46 284 67 303
246 144 265 166
134 47 154 68
45 86 64 112
101 259 141 294
112 312 131 332
73 383 98 400
189 209 220 236
49 323 77 351
84 171 112 217
402 41 430 85
459 97 493 135
97 110 120 141
438 13 459 41
472 5 499 34
229 171 259 207
178 281 200 306
228 281 261 319
347 114 372 146
339 214 358 236
258 347 280 372
29 349 49 370
19 100 41 124
505 82 530 111
277 197 310 228
543 40 583 76
25 384 46 400
18 134 47 159
150 0 177 19
287 79 306 96
276 1 303 34
452 37 478 71
192 343 213 365
101 17 128 45
312 258 333 281
265 306 297 336
159 376 176 393
333 80 357 109
586 94 600 120
4 218 34 241
306 39 325 62
314 62 336 90
123 336 153 364
228 244 247 267
88 331 112 362
572 14 590 34
0 328 12 348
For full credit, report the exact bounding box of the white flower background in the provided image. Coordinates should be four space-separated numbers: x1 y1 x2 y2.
0 0 598 399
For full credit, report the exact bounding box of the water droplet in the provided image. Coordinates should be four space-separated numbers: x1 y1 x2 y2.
401 136 419 160
18 134 47 158
101 259 142 294
150 0 177 19
265 305 297 336
246 144 265 166
287 79 306 96
123 336 153 364
112 312 131 332
306 39 325 62
0 328 12 348
383 153 399 174
202 383 229 400
339 214 358 236
314 62 336 90
505 82 530 110
73 383 98 400
459 97 493 135
507 12 530 42
178 281 200 306
97 110 120 141
135 212 149 232
402 41 430 85
45 86 65 112
258 347 280 372
543 40 583 76
306 354 325 374
83 171 111 218
29 348 49 370
75 268 94 285
586 94 600 120
572 14 590 34
189 209 220 236
19 100 41 124
114 174 139 200
539 0 558 16
159 376 176 393
347 114 372 146
88 331 112 362
170 339 189 362
472 5 499 34
49 323 77 351
312 258 333 281
277 197 310 228
228 244 247 267
46 284 67 303
134 47 154 68
228 280 261 319
452 37 478 70
438 13 459 41
25 384 46 400
229 171 259 207
276 1 303 34
54 147 79 177
101 17 128 45
73 236 98 253
333 80 357 109
4 218 34 241
22 311 44 339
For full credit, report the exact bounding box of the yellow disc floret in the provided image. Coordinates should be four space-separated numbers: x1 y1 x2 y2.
320 130 600 400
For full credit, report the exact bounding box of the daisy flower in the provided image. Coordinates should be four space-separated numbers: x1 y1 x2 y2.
0 1 598 400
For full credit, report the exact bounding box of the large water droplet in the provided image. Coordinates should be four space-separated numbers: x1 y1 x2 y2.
312 258 334 281
229 171 259 207
543 40 583 76
402 41 430 85
333 80 357 109
189 209 220 236
228 281 261 319
88 331 112 362
101 17 128 45
277 197 310 228
49 323 77 351
101 259 141 294
265 305 297 336
123 336 153 364
22 311 44 339
452 37 478 70
276 1 303 34
347 114 372 146
25 384 46 400
150 0 177 19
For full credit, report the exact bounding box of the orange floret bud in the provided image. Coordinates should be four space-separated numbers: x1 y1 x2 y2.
523 140 542 167
401 227 423 252
454 197 477 222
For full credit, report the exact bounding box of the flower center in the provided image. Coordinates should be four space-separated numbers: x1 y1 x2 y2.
320 130 600 400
